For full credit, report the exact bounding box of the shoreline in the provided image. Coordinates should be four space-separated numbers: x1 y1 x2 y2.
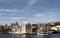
0 32 37 35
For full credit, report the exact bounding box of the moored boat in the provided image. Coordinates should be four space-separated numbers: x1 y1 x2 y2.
37 25 48 36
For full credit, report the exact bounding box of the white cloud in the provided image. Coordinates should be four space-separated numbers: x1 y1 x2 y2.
0 9 23 12
0 17 20 20
0 0 19 3
35 13 45 17
0 0 38 13
22 0 38 11
30 11 60 23
9 17 20 19
45 12 60 15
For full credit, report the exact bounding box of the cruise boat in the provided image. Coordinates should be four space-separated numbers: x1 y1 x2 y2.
37 26 48 35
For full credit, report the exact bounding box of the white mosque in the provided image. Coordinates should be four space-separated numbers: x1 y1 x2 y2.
20 18 32 34
9 17 32 34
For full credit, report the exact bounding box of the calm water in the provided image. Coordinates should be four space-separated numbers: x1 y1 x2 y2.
0 33 60 38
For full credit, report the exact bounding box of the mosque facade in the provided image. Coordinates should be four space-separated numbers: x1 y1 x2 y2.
9 17 32 34
20 18 32 34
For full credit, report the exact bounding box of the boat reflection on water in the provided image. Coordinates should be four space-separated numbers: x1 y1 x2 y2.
37 35 48 38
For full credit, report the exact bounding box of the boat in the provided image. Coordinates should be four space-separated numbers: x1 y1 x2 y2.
37 26 48 35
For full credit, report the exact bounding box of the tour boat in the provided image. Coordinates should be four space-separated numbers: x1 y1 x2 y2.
37 27 48 35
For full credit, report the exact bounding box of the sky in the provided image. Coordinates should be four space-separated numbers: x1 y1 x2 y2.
0 0 60 25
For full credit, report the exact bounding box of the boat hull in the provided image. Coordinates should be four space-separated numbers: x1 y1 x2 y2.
37 33 48 36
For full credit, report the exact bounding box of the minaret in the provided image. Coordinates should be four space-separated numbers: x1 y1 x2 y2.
20 16 24 34
20 16 22 26
25 16 29 24
26 18 28 22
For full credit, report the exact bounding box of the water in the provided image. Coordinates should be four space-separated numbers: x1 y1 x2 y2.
0 33 60 38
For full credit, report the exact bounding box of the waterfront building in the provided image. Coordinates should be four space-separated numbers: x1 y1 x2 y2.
51 25 60 32
55 25 60 32
9 26 20 34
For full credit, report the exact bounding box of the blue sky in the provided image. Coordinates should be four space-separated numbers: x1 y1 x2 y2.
0 0 60 25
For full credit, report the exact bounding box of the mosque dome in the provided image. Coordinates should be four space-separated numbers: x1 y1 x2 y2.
25 21 29 24
24 18 30 24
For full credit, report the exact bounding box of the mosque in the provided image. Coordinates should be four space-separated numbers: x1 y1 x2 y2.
20 17 32 34
9 17 32 34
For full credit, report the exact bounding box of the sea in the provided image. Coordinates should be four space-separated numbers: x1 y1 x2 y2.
0 33 60 38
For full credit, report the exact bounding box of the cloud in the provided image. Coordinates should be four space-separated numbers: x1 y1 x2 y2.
8 17 20 20
0 0 38 13
30 11 60 23
35 13 45 17
0 17 20 20
22 0 38 11
0 9 23 12
0 0 28 3
0 0 19 3
34 13 58 19
45 12 60 15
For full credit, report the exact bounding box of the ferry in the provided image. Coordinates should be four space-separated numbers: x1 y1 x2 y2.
37 26 48 35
